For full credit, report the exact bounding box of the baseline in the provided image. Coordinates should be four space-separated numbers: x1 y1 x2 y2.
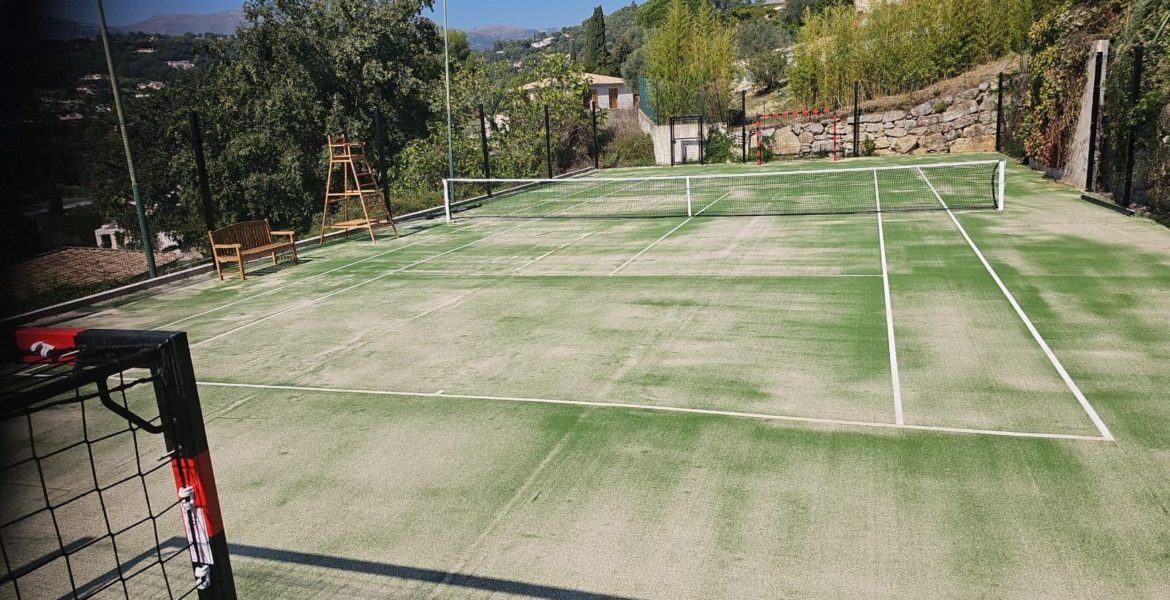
197 381 1111 442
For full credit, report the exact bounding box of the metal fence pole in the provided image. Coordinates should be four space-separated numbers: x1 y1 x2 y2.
98 0 155 277
1122 44 1144 207
699 111 705 165
852 81 860 157
477 104 492 196
995 72 1005 153
741 90 747 163
373 107 394 213
670 117 676 167
544 105 553 179
1086 51 1103 191
592 101 600 170
188 111 215 232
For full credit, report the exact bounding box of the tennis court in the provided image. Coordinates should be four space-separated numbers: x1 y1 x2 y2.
13 152 1170 598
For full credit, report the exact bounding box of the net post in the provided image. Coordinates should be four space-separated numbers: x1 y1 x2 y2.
997 160 1006 211
82 329 237 599
443 179 452 224
685 177 693 217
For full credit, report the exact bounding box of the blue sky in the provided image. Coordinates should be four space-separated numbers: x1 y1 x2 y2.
52 0 643 30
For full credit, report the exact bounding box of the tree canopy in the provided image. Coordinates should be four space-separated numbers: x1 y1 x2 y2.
645 0 737 121
583 6 609 73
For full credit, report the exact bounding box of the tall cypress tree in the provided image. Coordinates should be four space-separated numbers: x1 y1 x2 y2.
582 6 608 73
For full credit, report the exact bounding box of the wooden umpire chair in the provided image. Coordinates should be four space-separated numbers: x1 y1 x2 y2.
320 134 399 244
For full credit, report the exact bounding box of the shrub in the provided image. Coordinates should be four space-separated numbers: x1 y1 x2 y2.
932 99 948 114
861 136 877 157
601 133 656 168
789 0 1063 106
704 128 734 163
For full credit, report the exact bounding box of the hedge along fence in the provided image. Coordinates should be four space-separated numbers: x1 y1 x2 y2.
1099 0 1170 217
788 0 1062 109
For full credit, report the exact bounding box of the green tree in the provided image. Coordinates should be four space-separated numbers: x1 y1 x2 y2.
148 0 445 238
391 53 595 210
646 0 737 121
583 6 609 73
447 29 471 67
636 0 705 29
788 0 1062 107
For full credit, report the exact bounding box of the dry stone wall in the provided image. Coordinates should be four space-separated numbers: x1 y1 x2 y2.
759 80 1003 158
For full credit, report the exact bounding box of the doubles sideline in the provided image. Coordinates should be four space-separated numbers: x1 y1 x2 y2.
916 167 1114 441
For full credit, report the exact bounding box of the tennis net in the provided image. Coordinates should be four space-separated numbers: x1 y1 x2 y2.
444 160 1004 220
1 328 236 599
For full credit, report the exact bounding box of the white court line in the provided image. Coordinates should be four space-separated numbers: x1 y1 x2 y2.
916 167 1115 441
422 410 590 599
196 381 1110 442
405 230 600 321
154 225 470 330
400 270 882 279
190 189 631 349
608 191 732 275
508 230 599 274
189 220 545 349
874 171 904 425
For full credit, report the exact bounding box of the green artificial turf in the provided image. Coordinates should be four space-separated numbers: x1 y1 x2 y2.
12 153 1170 598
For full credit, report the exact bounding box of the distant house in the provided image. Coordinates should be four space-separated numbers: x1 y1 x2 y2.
58 113 84 121
522 73 635 110
81 73 104 81
134 47 156 54
166 60 195 70
583 73 634 110
530 36 556 49
136 81 166 90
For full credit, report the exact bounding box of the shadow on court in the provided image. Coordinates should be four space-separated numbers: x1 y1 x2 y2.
230 542 638 600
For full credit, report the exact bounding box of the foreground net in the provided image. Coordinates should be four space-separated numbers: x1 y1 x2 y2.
0 329 235 599
444 160 1004 220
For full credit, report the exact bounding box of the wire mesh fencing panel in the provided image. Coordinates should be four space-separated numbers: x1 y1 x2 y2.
0 328 236 600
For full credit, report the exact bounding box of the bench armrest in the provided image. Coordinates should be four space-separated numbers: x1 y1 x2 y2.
212 243 242 257
270 230 296 239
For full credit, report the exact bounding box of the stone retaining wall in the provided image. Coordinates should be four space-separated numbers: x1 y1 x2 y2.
756 79 1003 158
641 80 1004 164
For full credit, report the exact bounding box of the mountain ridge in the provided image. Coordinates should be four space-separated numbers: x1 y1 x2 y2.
114 10 245 36
44 10 560 48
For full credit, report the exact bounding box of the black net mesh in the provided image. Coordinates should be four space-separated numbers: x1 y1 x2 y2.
0 336 218 599
447 161 1001 220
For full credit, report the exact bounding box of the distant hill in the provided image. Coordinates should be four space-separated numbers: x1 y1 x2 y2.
115 10 245 36
465 25 552 50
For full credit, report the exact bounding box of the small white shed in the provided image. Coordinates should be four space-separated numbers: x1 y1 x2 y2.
584 73 634 110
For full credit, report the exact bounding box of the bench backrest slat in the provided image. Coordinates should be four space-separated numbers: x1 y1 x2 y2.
209 220 274 249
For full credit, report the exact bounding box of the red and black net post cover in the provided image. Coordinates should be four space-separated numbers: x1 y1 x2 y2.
0 327 236 599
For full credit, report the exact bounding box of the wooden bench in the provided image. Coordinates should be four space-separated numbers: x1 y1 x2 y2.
207 219 298 280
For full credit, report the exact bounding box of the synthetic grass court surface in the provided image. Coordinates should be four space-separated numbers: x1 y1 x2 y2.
24 152 1170 598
